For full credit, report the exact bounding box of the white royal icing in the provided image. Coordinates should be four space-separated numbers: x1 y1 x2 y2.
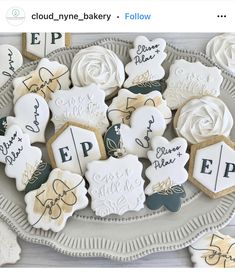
119 105 166 158
145 136 189 195
175 96 233 144
163 59 223 109
71 46 125 98
0 44 23 87
189 231 235 268
85 155 145 217
206 33 235 74
13 58 71 103
0 125 42 191
7 93 50 144
124 36 167 88
107 88 172 125
49 84 109 134
25 168 88 232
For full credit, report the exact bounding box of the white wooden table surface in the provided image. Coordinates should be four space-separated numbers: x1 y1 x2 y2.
1 32 235 268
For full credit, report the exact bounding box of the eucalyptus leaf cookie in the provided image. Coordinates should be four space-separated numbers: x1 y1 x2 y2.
13 58 71 103
163 59 223 110
104 105 166 158
49 84 109 134
174 96 233 145
71 46 125 99
124 36 167 88
85 155 145 217
107 89 172 125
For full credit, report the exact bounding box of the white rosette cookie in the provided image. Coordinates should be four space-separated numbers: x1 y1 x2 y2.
71 46 125 98
174 96 234 144
206 33 235 74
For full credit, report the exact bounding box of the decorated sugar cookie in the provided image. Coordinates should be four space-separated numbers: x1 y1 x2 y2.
0 125 42 191
163 59 223 109
71 46 125 98
145 136 189 196
206 33 235 75
0 44 23 87
146 184 186 212
49 84 109 134
25 168 88 232
189 135 235 198
13 58 70 103
107 89 172 125
47 122 106 175
189 231 235 267
124 36 167 88
128 80 164 94
104 106 166 158
174 96 233 144
5 93 50 143
22 32 71 60
85 155 145 217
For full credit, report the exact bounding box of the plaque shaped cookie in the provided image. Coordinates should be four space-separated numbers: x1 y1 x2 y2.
0 125 42 191
163 59 223 109
47 122 106 176
13 58 71 103
22 33 71 60
49 84 109 134
104 106 166 158
189 231 235 268
85 155 145 217
145 136 189 195
107 89 172 125
124 36 167 88
6 93 50 143
0 44 23 87
189 135 235 198
25 168 88 232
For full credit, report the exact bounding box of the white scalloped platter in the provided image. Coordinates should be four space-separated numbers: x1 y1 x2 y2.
1 38 235 261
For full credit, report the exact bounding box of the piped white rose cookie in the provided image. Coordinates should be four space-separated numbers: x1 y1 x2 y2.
104 105 166 158
49 84 109 134
25 168 88 232
13 58 71 103
71 46 125 99
85 155 145 217
163 59 223 110
174 96 233 145
107 89 172 125
124 36 167 88
3 93 50 144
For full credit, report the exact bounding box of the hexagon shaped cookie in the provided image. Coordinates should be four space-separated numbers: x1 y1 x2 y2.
47 122 106 175
189 135 235 198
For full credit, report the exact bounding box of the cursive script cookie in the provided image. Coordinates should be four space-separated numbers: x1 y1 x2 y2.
163 59 223 109
189 231 235 268
189 135 235 199
6 93 50 143
22 32 71 60
13 58 70 103
25 168 88 232
49 84 109 134
145 136 189 196
124 36 167 88
206 33 235 75
0 125 42 191
107 89 172 125
104 106 166 158
0 44 23 87
71 46 125 98
85 155 145 217
174 96 234 144
47 122 106 175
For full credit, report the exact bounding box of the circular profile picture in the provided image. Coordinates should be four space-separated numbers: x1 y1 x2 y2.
6 7 25 26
